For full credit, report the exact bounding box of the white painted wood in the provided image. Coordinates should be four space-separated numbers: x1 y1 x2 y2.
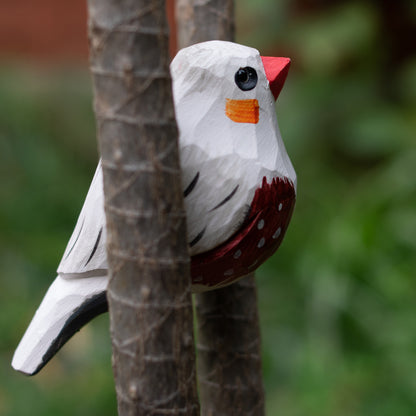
173 41 296 253
12 40 296 375
12 275 107 375
58 160 107 275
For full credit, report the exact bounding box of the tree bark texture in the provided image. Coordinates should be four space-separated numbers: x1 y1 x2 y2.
176 0 235 47
195 276 265 416
88 1 199 415
176 1 265 415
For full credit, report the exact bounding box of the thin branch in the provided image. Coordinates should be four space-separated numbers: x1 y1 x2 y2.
176 1 265 415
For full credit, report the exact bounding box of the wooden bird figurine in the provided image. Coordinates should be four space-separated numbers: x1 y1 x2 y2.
12 41 296 375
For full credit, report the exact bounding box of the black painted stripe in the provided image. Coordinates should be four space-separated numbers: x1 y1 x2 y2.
37 292 108 376
85 227 103 266
64 218 85 260
183 172 199 197
210 184 239 211
189 226 206 248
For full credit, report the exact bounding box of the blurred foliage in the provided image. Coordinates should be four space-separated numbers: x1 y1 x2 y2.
1 0 415 415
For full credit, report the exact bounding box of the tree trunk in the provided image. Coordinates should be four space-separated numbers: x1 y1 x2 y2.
176 0 235 48
176 2 265 415
195 275 265 416
88 1 199 415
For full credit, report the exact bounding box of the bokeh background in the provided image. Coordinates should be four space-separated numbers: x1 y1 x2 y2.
1 0 415 414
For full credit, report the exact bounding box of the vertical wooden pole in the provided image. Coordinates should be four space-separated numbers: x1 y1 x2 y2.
176 1 266 415
88 0 199 414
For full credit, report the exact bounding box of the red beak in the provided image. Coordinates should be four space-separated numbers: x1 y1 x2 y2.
261 56 291 101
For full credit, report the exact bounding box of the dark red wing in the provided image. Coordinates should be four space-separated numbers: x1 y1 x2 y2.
191 176 296 290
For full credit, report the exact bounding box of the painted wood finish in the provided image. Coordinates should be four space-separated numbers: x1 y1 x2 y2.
12 41 296 375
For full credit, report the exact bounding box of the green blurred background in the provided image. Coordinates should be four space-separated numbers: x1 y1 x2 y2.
1 0 415 415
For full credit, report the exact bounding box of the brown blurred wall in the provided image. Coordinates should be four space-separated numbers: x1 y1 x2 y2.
0 0 177 63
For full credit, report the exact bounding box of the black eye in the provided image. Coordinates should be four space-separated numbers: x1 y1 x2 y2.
234 67 258 91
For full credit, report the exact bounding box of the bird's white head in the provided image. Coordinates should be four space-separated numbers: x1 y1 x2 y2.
170 40 296 189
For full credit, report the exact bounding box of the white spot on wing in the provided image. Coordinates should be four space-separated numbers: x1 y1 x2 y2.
272 227 281 239
233 250 242 259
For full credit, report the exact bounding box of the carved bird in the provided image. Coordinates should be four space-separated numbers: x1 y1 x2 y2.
12 40 296 375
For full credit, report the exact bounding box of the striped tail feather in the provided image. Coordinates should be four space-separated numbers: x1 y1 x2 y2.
12 274 108 375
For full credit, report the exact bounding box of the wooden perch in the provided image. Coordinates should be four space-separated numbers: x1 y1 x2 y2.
88 0 199 414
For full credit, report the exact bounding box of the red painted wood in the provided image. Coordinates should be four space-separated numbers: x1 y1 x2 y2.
191 176 296 289
261 56 291 100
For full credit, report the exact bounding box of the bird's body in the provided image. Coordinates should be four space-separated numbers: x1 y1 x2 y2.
12 41 296 375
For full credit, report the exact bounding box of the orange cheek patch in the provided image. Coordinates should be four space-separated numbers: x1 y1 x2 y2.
225 99 259 124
